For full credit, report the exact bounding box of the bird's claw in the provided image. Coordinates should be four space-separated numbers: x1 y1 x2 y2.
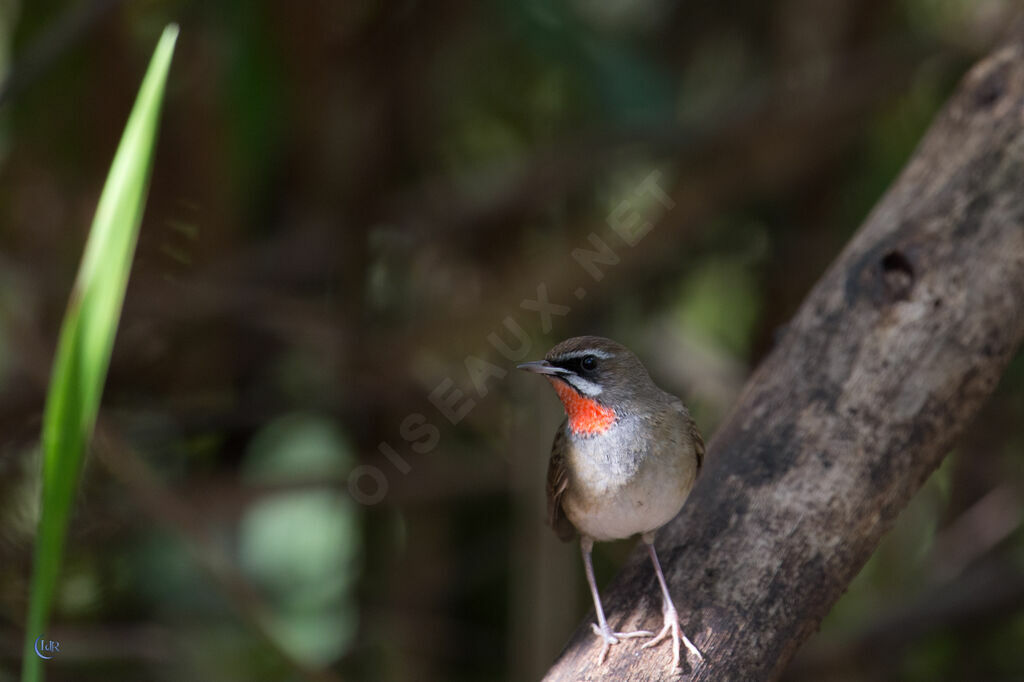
590 623 655 664
641 604 703 670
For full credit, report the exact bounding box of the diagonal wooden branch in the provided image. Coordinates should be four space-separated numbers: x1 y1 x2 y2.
543 34 1024 682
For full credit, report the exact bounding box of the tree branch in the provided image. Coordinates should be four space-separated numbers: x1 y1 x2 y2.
543 33 1024 681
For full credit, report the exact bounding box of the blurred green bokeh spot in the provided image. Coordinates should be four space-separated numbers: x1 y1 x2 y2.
239 412 361 666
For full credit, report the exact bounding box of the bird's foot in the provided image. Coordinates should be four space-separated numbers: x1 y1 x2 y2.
589 623 655 664
641 604 703 671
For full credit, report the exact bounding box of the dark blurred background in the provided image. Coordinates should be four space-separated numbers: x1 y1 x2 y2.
1 1 1023 681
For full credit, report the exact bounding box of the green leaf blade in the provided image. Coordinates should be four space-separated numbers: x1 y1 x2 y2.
21 24 178 682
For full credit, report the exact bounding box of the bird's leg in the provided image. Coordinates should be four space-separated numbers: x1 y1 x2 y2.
581 537 654 664
640 532 703 670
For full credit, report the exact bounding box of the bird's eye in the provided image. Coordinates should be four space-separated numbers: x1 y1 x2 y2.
581 355 598 371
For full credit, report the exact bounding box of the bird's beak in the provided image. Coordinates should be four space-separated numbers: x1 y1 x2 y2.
516 360 567 376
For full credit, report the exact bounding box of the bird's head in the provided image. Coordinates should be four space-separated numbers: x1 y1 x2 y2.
517 335 656 435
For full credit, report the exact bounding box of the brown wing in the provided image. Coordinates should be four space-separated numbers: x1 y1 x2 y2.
673 398 705 473
689 416 705 472
546 424 576 542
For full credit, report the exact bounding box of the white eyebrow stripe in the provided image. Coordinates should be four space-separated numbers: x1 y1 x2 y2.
553 349 613 361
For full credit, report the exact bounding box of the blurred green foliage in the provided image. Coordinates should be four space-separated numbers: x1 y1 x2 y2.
240 413 360 665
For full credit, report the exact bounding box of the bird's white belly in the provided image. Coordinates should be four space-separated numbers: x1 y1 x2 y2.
561 424 695 542
566 479 685 542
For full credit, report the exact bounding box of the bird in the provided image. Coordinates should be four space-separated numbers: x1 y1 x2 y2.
518 335 704 671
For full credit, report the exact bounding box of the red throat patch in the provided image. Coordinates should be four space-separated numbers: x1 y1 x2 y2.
546 377 617 436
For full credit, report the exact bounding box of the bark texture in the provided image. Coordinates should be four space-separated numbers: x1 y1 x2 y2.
543 36 1024 682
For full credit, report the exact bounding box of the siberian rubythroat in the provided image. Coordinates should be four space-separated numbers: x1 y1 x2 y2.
519 336 704 671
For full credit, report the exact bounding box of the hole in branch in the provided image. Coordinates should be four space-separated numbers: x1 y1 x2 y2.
880 250 914 301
